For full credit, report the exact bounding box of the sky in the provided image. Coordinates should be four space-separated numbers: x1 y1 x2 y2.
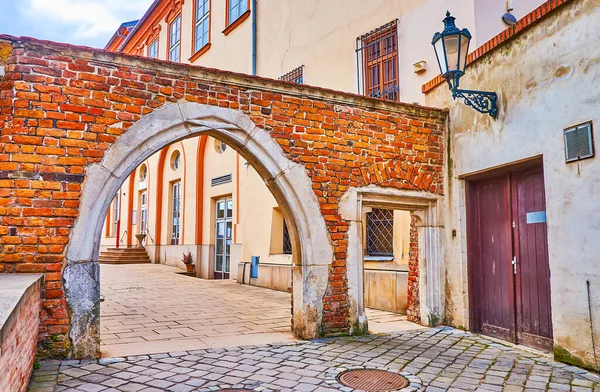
0 0 155 49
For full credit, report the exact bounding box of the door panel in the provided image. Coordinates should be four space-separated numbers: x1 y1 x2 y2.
512 168 553 350
467 176 516 342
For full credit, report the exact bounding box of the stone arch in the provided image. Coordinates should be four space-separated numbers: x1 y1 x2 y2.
64 102 333 358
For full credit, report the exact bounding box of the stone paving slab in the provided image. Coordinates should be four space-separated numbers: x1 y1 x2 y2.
29 328 600 392
99 264 415 358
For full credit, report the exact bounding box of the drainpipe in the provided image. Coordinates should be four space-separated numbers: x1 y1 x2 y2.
251 0 257 75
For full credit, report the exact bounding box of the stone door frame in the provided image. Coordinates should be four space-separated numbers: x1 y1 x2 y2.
339 187 445 330
63 103 334 358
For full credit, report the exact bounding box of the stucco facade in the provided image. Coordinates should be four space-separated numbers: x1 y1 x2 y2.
424 0 599 369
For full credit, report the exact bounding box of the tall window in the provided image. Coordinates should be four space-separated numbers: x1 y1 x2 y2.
169 15 181 62
356 20 399 101
194 0 210 52
366 208 394 256
112 194 120 236
171 181 181 245
227 0 248 25
148 39 158 59
140 191 148 234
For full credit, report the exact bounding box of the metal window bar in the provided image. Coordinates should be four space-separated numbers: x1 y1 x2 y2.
366 208 394 256
283 220 292 254
356 20 400 102
279 65 304 84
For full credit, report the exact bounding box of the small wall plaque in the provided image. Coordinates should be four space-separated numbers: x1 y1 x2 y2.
526 211 546 224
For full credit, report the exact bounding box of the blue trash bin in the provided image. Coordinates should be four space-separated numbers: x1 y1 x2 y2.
250 256 260 278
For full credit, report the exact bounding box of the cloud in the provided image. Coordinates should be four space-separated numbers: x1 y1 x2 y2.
23 0 153 42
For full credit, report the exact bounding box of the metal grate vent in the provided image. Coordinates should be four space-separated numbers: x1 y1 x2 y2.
366 208 394 256
565 122 594 162
211 174 232 186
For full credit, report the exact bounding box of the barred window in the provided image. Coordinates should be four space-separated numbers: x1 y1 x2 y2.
279 66 304 84
356 20 399 101
366 208 394 256
283 220 292 254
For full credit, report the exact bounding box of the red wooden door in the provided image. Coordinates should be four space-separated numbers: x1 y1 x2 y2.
467 163 553 351
511 167 553 350
467 176 516 343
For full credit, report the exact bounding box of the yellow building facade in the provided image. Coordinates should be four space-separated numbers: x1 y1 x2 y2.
101 0 545 313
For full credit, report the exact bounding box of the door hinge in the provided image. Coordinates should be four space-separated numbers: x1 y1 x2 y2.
512 256 517 275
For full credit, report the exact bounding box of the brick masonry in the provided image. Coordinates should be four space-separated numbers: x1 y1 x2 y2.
407 214 420 324
0 277 43 392
0 35 446 358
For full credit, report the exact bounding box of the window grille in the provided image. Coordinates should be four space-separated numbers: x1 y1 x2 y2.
356 20 400 102
366 208 394 256
283 220 292 254
279 66 304 84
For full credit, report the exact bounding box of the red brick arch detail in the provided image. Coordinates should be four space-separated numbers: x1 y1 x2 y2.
0 35 446 357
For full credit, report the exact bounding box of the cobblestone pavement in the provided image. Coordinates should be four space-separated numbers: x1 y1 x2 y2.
100 264 414 357
29 328 600 392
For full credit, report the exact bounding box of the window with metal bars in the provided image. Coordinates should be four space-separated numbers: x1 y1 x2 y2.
283 220 292 254
279 66 304 84
366 208 394 256
356 20 399 102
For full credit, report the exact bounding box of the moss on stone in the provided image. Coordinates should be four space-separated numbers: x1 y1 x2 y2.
553 345 589 369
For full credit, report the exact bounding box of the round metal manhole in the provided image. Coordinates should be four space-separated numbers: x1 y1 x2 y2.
337 369 409 391
217 390 251 392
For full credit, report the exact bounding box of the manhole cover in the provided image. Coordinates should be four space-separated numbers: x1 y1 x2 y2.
337 369 409 391
217 390 250 391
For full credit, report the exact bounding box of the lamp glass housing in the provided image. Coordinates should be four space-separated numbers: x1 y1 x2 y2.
432 12 471 90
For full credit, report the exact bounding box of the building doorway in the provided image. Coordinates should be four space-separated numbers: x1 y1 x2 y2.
214 198 233 279
466 161 553 351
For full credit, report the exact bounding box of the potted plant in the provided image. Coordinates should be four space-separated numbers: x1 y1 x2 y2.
182 252 194 273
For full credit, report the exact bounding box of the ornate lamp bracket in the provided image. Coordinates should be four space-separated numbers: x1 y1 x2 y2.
452 88 498 118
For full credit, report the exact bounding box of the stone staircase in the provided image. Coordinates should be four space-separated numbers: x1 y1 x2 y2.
99 247 151 264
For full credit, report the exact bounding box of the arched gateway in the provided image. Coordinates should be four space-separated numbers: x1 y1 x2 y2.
65 103 333 358
0 36 447 359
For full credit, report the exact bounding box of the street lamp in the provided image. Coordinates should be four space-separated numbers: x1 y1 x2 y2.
432 11 498 118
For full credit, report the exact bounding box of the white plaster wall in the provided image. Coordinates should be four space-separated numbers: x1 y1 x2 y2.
425 0 600 367
474 0 545 45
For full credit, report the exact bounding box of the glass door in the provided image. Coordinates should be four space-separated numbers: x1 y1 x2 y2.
214 198 233 279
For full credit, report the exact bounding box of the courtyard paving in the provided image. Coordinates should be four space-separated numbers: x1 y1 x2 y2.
29 328 600 392
99 264 416 357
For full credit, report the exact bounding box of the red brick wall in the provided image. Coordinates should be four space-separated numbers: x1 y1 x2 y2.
406 215 420 323
0 35 446 356
0 279 42 392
